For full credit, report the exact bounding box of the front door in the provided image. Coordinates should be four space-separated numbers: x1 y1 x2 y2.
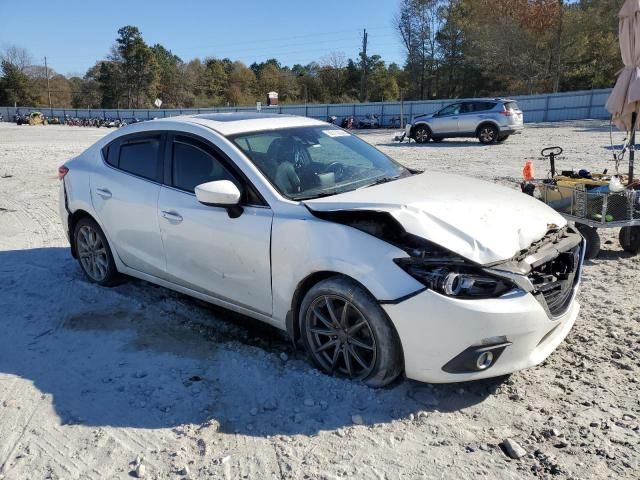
158 134 273 315
432 103 462 134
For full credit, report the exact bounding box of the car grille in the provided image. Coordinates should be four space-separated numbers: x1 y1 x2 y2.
528 243 582 318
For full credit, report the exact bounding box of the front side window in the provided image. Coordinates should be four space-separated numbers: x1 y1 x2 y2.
172 138 237 193
231 126 410 200
118 137 161 181
437 103 462 116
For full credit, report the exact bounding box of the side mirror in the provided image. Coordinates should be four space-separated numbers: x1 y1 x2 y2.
195 180 243 218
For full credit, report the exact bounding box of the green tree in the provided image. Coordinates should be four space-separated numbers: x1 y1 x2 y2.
113 25 158 108
0 60 34 106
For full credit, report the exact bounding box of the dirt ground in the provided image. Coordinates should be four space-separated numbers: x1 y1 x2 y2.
0 121 638 480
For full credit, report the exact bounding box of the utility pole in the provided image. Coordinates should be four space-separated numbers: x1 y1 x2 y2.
44 56 52 108
360 28 368 102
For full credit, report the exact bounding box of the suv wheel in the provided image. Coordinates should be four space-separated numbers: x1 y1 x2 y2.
413 125 432 144
478 124 498 144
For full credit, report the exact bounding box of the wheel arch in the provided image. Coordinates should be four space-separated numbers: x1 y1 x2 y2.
285 271 405 360
475 121 500 136
410 121 431 137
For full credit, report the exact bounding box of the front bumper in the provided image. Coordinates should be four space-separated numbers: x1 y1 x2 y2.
382 288 579 383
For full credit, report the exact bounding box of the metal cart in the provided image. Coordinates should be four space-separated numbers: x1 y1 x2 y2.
532 147 640 259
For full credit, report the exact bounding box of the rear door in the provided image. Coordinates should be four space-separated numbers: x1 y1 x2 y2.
158 133 274 315
458 102 496 133
91 132 167 277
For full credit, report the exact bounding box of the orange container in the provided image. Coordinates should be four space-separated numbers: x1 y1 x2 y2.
522 161 535 181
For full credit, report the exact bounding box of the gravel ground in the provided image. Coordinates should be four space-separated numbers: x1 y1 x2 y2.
0 121 638 479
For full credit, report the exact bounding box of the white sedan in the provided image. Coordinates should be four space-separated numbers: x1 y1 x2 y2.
58 113 584 387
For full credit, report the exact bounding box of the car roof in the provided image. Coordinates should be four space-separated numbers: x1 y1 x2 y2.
450 98 516 104
153 112 327 136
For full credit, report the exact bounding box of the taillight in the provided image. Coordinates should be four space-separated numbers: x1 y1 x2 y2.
499 110 513 116
58 165 69 180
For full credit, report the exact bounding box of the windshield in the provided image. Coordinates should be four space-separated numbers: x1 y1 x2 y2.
230 126 410 200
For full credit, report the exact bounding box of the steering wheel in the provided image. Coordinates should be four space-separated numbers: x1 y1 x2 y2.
325 161 346 181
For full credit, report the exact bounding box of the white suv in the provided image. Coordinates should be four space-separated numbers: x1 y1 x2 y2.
58 113 581 387
407 99 524 144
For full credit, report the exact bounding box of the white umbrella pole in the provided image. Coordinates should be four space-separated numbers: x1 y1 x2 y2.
631 111 636 185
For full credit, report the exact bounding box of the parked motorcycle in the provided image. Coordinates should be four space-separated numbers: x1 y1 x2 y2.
341 116 354 129
358 114 380 129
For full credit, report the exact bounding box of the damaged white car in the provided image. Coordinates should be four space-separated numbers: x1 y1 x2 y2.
58 113 584 387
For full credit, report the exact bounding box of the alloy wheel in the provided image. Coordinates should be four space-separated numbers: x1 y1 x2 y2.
479 126 496 143
415 128 430 143
77 225 109 282
305 295 377 379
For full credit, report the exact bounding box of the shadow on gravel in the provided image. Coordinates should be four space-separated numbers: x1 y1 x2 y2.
0 247 505 437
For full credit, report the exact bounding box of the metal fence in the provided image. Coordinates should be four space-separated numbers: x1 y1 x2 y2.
0 88 612 126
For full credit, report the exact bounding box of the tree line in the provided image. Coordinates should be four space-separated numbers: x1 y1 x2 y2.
0 0 622 110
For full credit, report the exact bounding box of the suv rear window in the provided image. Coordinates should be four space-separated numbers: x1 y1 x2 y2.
504 101 520 112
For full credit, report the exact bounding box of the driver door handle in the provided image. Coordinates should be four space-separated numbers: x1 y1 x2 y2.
95 187 112 199
161 210 183 223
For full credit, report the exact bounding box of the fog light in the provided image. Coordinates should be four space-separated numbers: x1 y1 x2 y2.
476 351 494 370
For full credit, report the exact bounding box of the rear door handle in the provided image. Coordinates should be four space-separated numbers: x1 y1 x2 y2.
95 187 112 199
161 210 183 222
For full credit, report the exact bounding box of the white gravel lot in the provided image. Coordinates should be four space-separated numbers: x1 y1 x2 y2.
0 121 638 479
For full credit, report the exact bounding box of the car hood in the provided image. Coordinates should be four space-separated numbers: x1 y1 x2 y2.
303 172 566 265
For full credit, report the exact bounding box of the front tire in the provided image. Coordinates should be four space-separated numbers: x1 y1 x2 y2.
73 217 120 286
299 276 403 387
413 125 432 144
477 124 499 144
575 223 600 259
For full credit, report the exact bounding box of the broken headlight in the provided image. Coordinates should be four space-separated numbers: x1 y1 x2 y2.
394 258 514 299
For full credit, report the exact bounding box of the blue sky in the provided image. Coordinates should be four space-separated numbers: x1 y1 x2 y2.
0 0 405 76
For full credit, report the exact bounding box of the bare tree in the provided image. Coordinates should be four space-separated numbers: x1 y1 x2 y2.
320 52 348 100
395 0 445 100
0 45 32 72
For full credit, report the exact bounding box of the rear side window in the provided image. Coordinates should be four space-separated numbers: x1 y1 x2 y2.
119 138 162 181
172 139 237 193
505 101 520 111
471 102 496 112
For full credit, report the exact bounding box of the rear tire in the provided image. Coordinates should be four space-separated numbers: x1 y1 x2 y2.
73 217 121 286
477 124 499 144
575 223 600 259
299 276 403 388
619 226 640 254
413 125 432 144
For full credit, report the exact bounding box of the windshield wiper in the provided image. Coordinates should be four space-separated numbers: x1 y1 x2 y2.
295 191 338 200
363 175 401 188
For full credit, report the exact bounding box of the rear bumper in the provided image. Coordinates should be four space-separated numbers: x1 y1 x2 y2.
382 288 578 383
500 124 524 135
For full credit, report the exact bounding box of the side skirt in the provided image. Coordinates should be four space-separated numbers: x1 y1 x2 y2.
117 265 286 331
